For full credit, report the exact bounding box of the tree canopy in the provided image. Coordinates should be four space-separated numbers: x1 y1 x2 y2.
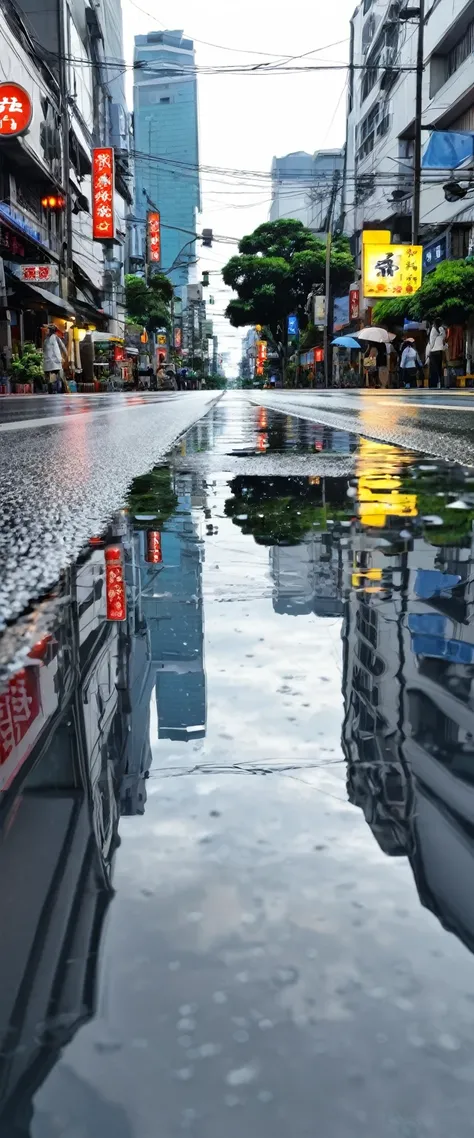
222 219 354 375
373 259 474 327
125 273 174 332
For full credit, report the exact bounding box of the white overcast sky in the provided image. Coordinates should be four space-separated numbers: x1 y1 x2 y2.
122 0 356 370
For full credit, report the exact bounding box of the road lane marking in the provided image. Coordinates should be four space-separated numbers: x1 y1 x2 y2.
0 395 185 433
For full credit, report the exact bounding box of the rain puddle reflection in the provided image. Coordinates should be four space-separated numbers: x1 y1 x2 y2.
2 397 474 1134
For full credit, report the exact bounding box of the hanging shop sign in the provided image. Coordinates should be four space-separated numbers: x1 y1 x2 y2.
287 314 299 337
145 531 162 565
92 147 115 240
0 83 33 139
104 545 126 621
174 325 182 349
256 339 267 376
363 244 423 298
147 211 161 264
15 264 59 283
349 285 360 321
313 294 326 325
422 235 447 274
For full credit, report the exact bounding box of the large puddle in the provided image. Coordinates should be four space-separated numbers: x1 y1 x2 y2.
2 396 474 1135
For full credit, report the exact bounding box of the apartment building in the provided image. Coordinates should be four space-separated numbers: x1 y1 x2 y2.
344 0 474 266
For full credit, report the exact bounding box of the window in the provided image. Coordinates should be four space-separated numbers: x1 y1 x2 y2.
160 97 170 103
447 17 474 78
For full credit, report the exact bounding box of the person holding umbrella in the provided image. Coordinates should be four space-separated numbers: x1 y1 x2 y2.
400 338 423 388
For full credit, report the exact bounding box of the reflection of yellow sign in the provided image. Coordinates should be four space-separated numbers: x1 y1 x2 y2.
157 334 167 345
363 244 422 298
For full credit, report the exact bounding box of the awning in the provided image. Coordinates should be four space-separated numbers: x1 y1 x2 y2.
6 272 75 316
422 131 474 170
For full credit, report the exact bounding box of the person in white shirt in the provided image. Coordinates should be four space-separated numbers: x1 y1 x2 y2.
426 320 447 387
43 325 68 393
400 339 423 388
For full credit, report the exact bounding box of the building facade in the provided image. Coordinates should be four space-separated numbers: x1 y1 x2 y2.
0 0 131 370
133 30 200 289
270 149 344 231
344 0 474 268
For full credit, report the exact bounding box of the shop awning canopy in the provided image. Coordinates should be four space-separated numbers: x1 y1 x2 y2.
422 131 474 170
7 272 75 317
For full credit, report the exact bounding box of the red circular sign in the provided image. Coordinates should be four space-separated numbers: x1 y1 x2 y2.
0 83 33 139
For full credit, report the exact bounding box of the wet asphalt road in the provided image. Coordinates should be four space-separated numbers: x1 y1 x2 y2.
0 392 219 640
3 395 474 1135
251 389 474 465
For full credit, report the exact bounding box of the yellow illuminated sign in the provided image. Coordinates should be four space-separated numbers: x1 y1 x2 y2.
362 230 391 245
363 244 422 298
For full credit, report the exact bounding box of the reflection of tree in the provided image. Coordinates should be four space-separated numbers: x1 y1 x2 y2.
127 466 178 529
225 476 350 545
401 467 474 548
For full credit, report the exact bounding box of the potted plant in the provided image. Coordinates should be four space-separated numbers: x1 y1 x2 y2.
9 342 44 393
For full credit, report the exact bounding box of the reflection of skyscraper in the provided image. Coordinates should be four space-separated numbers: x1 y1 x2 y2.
139 472 206 742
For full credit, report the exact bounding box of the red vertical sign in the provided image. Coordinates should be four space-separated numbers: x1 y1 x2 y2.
147 211 161 264
145 531 162 564
92 147 115 240
105 546 127 621
349 286 360 322
0 668 40 767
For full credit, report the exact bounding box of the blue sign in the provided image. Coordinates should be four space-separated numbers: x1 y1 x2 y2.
423 235 447 274
287 314 299 337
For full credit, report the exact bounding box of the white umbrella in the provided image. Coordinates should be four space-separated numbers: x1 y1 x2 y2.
357 327 396 343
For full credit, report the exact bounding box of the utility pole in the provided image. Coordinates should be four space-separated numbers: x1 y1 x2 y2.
323 171 341 388
58 0 72 302
405 0 425 244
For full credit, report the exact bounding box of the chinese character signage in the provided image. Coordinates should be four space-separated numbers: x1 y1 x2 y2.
145 531 162 564
363 244 422 298
18 264 58 283
92 147 115 240
349 286 360 321
104 546 126 621
0 667 40 780
0 83 32 139
256 339 267 376
147 211 161 264
313 294 326 324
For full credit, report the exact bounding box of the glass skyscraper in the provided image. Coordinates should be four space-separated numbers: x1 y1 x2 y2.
133 30 200 289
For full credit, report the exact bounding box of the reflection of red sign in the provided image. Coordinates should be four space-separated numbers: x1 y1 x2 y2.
92 147 115 240
146 531 162 564
0 668 40 767
114 345 124 361
105 546 126 621
147 211 161 264
315 348 324 363
0 83 33 138
349 287 360 321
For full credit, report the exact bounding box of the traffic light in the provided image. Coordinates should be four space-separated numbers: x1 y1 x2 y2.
202 228 213 248
41 195 66 210
202 271 209 287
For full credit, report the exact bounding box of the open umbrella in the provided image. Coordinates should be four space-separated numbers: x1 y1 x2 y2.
357 327 396 343
331 335 362 349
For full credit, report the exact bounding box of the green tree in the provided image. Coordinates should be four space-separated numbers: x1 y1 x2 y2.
373 259 474 329
222 219 354 382
125 273 173 333
225 475 351 546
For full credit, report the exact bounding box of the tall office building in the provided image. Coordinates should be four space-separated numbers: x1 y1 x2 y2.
133 31 201 288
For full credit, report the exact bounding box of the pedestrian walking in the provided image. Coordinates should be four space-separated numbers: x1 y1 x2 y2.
43 325 68 393
426 320 447 387
400 339 423 388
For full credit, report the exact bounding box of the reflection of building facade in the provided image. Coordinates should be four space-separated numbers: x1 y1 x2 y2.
341 439 474 953
271 531 344 617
